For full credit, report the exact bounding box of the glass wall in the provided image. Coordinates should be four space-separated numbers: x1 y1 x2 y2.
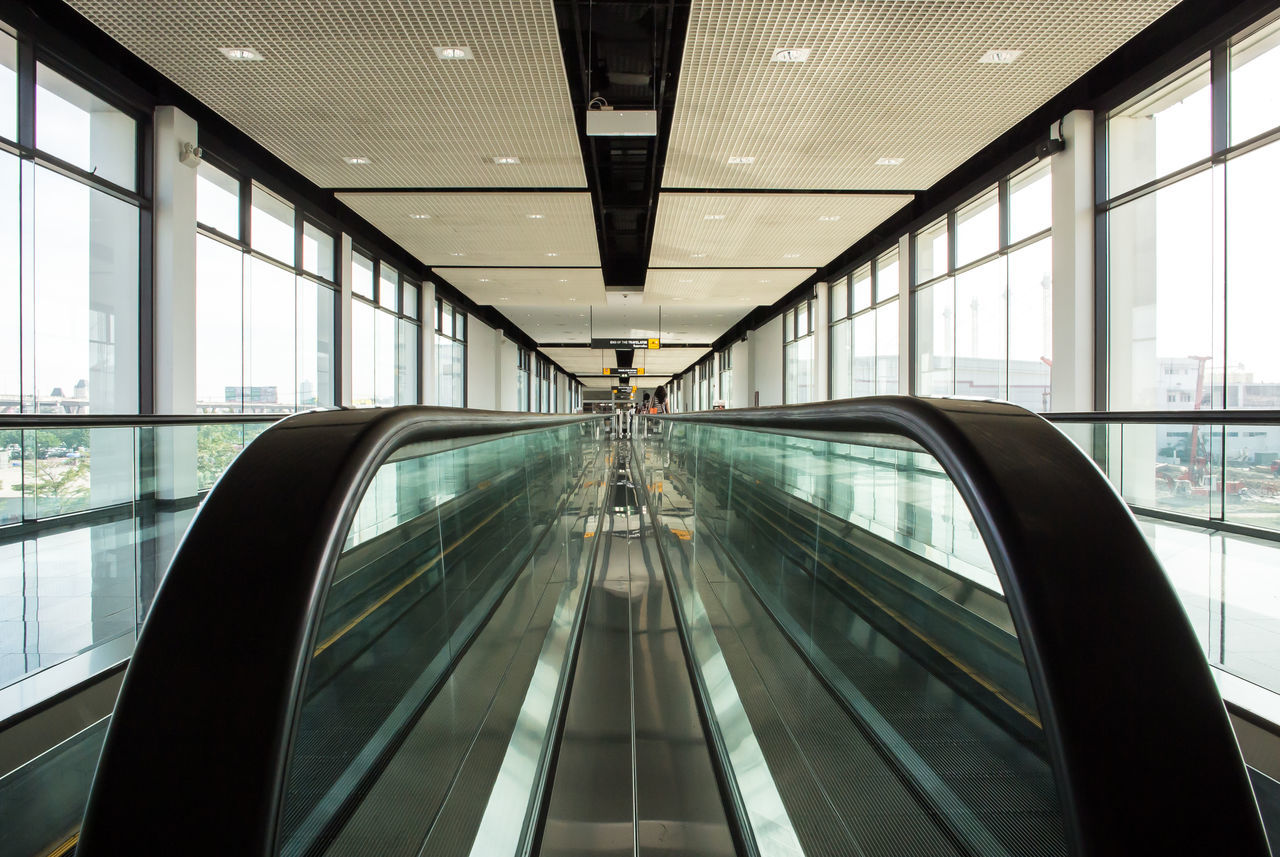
0 43 141 415
717 347 733 407
195 165 337 413
912 161 1052 410
830 249 900 399
351 250 419 408
516 347 531 412
1107 16 1280 413
784 296 816 404
434 296 464 407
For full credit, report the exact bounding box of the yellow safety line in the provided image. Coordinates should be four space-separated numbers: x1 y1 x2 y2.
313 495 519 656
750 508 1042 728
46 833 77 857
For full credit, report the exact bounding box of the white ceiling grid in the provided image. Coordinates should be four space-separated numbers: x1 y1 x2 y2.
435 267 606 305
665 0 1181 190
336 192 600 267
513 305 747 344
540 347 710 376
650 192 909 267
66 0 587 188
643 269 814 305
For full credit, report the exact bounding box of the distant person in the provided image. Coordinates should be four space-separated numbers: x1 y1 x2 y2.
653 384 668 413
642 392 651 413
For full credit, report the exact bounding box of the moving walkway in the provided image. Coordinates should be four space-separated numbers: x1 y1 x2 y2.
65 400 1270 856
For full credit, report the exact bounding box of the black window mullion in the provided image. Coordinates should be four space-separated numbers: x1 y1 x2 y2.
946 209 958 274
1211 42 1230 154
239 175 252 251
16 32 34 150
998 177 1011 252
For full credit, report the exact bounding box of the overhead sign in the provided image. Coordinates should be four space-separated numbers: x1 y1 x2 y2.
611 385 637 400
601 368 644 375
591 338 660 350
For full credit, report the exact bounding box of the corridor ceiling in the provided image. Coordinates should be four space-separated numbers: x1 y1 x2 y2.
66 0 1181 372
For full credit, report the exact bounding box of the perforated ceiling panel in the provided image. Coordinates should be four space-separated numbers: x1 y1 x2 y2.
644 268 815 306
650 193 909 267
435 268 606 306
665 0 1179 190
66 0 586 188
336 192 600 267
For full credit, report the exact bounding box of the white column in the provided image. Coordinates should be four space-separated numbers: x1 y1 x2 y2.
152 106 198 502
421 280 436 405
814 282 829 401
1050 109 1096 412
497 335 517 410
338 234 353 406
897 233 912 395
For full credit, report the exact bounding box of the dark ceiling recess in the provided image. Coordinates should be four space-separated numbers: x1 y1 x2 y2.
554 0 691 289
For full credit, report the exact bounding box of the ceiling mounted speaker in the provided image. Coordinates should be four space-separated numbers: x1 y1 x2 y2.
586 109 658 137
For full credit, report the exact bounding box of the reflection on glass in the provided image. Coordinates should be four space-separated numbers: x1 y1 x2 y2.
852 264 871 312
397 318 419 405
955 187 998 267
0 151 16 408
1226 142 1280 408
830 318 851 399
830 276 848 320
0 31 15 141
1009 162 1051 244
35 64 136 191
402 282 419 320
436 335 464 407
1231 18 1280 144
784 334 814 404
301 222 333 281
251 186 295 265
245 258 296 412
875 250 899 302
1107 171 1215 410
916 218 949 282
297 279 334 409
1007 238 1053 411
955 257 1007 399
378 264 398 310
196 235 243 412
876 299 899 394
196 161 240 238
1108 61 1211 198
32 167 139 414
852 312 875 397
375 308 396 407
915 279 954 396
351 301 376 407
352 252 374 300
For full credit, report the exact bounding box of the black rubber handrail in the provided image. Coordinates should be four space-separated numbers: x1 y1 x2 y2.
0 413 285 428
1047 408 1280 424
655 396 1269 857
76 406 601 857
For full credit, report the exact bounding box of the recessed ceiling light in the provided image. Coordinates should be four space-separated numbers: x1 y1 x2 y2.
478 278 490 282
704 214 726 220
558 279 568 283
449 251 465 256
343 156 372 165
545 252 558 257
218 47 264 61
691 252 707 258
979 49 1022 64
783 253 800 259
410 213 431 219
433 46 474 60
569 297 577 302
527 213 545 219
875 157 905 166
759 279 771 283
678 278 693 283
818 215 841 222
673 296 685 301
500 297 509 301
493 156 521 165
727 156 755 165
771 48 811 63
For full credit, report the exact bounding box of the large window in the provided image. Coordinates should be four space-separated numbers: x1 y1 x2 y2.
717 347 733 407
350 251 419 408
435 297 465 407
516 347 531 412
534 354 551 413
196 165 337 413
912 161 1052 410
830 249 900 399
784 296 816 404
1107 16 1280 412
0 43 141 414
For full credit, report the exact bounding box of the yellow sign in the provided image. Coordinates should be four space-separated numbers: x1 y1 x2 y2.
602 368 611 375
647 338 660 350
637 368 645 375
631 386 637 393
